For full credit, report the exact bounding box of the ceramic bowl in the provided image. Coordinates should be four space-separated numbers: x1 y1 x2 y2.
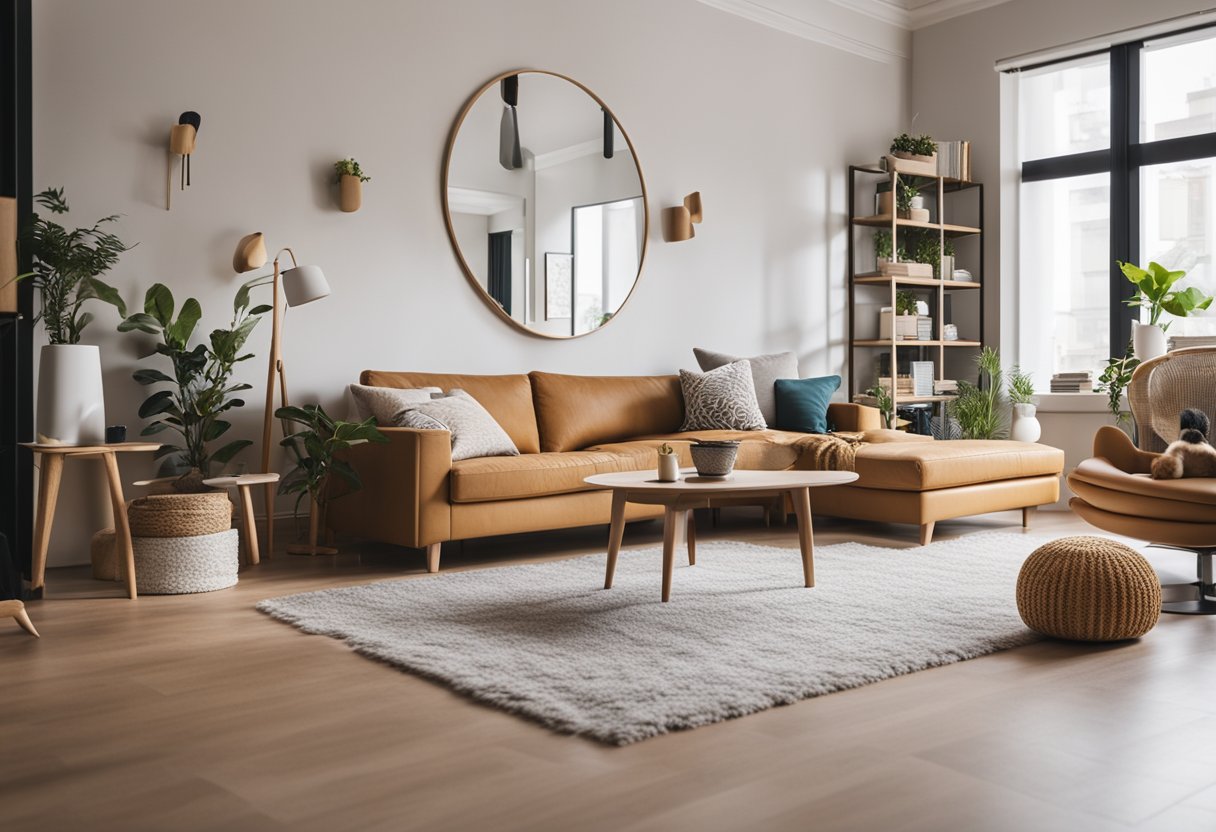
690 441 740 477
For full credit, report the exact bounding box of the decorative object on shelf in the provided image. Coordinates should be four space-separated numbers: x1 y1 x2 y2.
118 281 269 491
9 188 132 445
1118 260 1213 360
104 425 126 444
275 403 387 556
953 346 1006 440
231 233 331 557
943 324 959 341
689 440 740 478
911 361 934 397
334 157 370 213
1096 344 1140 429
166 111 200 210
656 442 679 482
880 291 920 341
885 132 937 176
865 381 895 429
1007 366 1040 443
1016 536 1159 641
663 191 703 242
940 254 954 281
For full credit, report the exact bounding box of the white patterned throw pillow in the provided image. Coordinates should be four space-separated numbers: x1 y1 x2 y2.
392 390 519 461
347 384 442 423
679 360 767 431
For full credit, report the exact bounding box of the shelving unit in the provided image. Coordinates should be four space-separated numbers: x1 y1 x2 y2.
846 163 985 414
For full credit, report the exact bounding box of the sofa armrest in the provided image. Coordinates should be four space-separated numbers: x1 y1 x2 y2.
828 402 882 432
1093 424 1156 475
328 427 453 547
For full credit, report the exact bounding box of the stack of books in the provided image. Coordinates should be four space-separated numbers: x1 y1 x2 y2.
934 379 959 395
1050 371 1094 393
916 316 934 340
1167 334 1216 351
936 140 972 181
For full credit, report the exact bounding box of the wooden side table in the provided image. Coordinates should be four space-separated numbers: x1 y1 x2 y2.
22 442 160 600
202 472 280 565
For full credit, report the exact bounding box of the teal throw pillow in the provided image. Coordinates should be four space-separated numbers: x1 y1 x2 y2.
774 376 841 434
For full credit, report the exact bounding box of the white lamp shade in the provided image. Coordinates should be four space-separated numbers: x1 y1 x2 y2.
281 264 330 307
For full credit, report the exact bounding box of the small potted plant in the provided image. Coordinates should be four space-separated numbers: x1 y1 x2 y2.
888 133 938 176
656 442 679 482
1117 260 1213 360
865 381 895 429
895 180 917 219
275 403 388 555
881 291 920 341
1007 365 1039 443
334 157 371 213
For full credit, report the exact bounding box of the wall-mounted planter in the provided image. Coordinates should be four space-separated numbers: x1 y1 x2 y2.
339 174 362 213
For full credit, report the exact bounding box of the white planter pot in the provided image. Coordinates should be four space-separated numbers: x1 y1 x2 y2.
1010 403 1041 443
1133 323 1168 361
657 453 680 483
36 344 105 445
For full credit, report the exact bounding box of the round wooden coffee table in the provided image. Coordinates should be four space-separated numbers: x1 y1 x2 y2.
584 469 859 601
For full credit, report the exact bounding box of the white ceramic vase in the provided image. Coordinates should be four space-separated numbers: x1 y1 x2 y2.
1133 322 1168 361
37 344 105 445
657 453 680 483
1010 403 1041 443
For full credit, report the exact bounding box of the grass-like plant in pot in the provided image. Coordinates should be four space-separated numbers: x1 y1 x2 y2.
1118 260 1213 360
334 157 370 212
275 404 387 555
119 280 270 491
953 346 1006 439
7 187 133 444
1006 365 1040 442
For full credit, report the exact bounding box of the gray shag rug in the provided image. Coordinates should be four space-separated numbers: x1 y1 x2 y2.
257 532 1045 744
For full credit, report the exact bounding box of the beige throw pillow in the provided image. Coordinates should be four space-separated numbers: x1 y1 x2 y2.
393 390 519 461
348 384 442 424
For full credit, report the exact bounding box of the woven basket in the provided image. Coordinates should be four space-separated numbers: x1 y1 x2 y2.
128 491 232 538
133 528 239 594
1016 536 1161 641
90 528 119 582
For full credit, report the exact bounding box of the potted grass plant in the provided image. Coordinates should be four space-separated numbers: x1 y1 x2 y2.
1118 260 1213 360
953 346 1006 439
1007 365 1040 442
334 157 371 213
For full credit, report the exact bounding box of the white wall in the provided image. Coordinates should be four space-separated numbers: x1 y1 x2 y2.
33 0 907 565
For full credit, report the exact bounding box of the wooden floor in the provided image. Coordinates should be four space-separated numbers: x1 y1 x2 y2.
4 509 1216 832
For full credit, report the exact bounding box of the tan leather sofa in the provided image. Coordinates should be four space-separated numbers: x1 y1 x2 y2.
329 371 1065 571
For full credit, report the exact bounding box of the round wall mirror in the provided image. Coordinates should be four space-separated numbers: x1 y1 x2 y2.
442 70 648 338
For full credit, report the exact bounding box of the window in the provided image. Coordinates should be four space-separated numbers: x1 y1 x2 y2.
1014 25 1216 381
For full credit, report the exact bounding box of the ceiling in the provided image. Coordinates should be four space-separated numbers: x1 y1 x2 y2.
697 0 1018 62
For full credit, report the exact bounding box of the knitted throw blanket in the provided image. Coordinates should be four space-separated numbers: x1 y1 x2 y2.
795 431 867 472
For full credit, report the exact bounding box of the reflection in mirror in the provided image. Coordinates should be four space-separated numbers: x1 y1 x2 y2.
444 71 647 338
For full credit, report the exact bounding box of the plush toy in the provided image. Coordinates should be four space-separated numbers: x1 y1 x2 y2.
1151 408 1216 479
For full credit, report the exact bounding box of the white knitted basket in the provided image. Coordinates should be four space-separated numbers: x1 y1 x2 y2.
133 528 239 595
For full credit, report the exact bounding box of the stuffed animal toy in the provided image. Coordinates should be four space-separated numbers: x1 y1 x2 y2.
1151 408 1216 479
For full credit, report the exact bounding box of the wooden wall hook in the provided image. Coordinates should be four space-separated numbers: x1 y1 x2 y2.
663 192 703 242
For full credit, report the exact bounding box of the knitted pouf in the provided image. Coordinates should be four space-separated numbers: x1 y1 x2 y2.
1016 536 1160 641
128 492 232 538
133 528 239 594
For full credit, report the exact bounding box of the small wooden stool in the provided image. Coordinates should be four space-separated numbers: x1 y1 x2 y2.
2 599 39 637
202 473 280 565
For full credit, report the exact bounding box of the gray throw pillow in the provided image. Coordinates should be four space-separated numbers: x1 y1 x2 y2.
680 360 767 431
393 389 519 461
348 384 442 424
694 347 798 426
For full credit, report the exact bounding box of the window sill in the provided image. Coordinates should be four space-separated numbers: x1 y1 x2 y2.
1033 392 1115 414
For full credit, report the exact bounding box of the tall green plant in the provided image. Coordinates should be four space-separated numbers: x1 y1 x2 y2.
275 404 388 519
1097 342 1140 426
119 279 270 482
1118 260 1212 328
1007 365 1035 406
953 346 1006 439
11 187 132 344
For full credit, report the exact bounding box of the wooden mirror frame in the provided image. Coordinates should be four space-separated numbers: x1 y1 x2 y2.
441 69 650 340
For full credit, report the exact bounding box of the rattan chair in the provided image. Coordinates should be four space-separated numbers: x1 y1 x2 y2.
1068 347 1216 614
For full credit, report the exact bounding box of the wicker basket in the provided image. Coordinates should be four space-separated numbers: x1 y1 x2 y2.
133 528 239 594
128 491 232 538
1016 536 1160 641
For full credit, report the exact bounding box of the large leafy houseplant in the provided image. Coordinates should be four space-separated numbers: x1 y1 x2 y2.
18 187 132 344
119 280 270 488
1118 260 1213 328
952 346 1006 439
275 404 387 553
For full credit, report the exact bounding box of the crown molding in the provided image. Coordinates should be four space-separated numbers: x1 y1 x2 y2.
905 0 1017 29
696 0 909 63
825 0 911 28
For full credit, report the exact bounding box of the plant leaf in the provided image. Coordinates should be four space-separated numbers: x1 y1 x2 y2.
144 283 174 326
210 439 252 466
132 367 174 385
168 297 202 347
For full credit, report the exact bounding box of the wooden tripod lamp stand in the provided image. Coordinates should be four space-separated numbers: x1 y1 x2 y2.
233 232 331 558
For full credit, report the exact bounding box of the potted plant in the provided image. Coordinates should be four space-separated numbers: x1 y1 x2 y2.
656 442 679 482
118 279 270 491
334 157 371 213
275 404 388 555
10 188 132 444
881 291 920 341
895 180 917 219
1007 365 1040 442
1118 260 1213 360
865 381 895 429
953 346 1006 439
1097 343 1140 437
888 133 938 175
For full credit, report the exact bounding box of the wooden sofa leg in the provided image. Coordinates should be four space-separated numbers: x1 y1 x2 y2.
426 542 442 573
1023 506 1036 528
919 522 935 547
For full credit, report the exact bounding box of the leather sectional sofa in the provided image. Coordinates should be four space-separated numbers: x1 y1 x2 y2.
328 370 1065 571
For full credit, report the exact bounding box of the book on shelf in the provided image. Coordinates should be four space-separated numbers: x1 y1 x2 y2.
916 317 933 340
879 260 934 278
935 140 972 181
934 379 959 395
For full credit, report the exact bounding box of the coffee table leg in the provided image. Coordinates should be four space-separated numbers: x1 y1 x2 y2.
31 452 63 596
687 511 696 566
102 452 138 600
661 507 687 602
790 487 815 588
604 490 627 589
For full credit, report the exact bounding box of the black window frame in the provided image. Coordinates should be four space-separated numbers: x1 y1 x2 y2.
1018 23 1216 359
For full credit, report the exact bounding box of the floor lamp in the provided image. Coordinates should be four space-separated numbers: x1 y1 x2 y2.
233 232 331 558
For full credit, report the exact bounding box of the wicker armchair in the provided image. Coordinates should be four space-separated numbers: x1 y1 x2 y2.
1069 347 1216 614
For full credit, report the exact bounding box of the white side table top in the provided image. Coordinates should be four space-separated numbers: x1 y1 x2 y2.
203 473 281 488
585 469 857 493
